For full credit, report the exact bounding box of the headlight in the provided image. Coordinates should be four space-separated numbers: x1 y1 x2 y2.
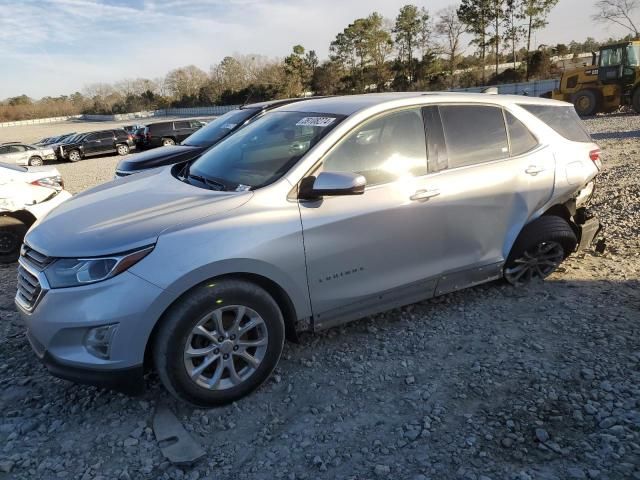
44 246 154 288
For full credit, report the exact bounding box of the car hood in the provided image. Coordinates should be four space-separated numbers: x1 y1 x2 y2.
25 167 252 258
116 144 203 173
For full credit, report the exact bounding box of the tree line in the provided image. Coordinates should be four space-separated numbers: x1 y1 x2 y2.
1 0 637 122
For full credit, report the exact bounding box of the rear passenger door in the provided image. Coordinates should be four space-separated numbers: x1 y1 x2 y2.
419 104 551 293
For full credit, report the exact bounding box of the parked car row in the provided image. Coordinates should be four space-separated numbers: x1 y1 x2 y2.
14 92 603 408
0 129 136 166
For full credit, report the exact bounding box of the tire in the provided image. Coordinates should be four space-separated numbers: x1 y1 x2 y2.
28 156 43 167
632 88 640 114
162 137 176 146
153 279 285 407
573 90 600 116
0 217 28 264
504 215 577 287
67 149 82 162
116 144 130 156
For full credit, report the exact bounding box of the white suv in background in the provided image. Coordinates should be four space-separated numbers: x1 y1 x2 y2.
0 162 71 263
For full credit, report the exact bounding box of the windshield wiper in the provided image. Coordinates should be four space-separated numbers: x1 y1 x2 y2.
187 173 226 191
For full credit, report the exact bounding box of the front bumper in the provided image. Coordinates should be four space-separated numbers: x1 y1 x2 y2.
30 339 145 395
16 268 166 394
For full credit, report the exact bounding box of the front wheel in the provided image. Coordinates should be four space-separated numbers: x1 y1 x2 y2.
29 156 43 166
0 217 28 264
116 144 130 155
162 137 176 146
504 215 577 287
153 279 285 407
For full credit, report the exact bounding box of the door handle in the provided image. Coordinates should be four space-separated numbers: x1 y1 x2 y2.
525 165 544 175
410 189 440 201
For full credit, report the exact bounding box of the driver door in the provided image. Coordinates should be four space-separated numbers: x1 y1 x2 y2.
298 107 445 329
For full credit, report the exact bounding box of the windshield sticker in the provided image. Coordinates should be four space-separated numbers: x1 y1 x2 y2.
296 117 336 127
221 123 237 129
235 184 251 192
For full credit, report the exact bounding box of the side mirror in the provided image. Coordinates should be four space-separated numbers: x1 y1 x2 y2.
299 171 366 200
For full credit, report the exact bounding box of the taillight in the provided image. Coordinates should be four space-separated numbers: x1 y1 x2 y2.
589 148 602 170
31 175 64 190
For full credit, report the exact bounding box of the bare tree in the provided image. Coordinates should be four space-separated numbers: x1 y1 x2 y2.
437 6 466 88
593 0 640 38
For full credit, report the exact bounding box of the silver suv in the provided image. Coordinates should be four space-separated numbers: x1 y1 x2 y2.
16 93 602 406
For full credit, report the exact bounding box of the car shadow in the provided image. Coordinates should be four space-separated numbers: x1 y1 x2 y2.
591 129 640 141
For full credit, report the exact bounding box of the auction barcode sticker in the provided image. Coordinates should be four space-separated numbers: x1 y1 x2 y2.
296 117 336 127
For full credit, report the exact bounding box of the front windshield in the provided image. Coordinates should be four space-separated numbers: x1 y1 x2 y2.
627 45 640 66
188 111 344 190
182 108 258 147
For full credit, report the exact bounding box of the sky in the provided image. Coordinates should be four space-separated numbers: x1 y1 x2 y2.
0 0 630 99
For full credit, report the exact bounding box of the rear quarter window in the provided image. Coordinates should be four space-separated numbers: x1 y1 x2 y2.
505 111 538 156
518 104 592 143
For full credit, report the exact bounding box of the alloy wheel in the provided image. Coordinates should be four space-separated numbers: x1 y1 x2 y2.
0 230 18 254
183 305 268 390
504 241 565 286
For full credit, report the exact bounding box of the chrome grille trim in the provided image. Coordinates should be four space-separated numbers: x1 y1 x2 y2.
20 244 54 270
15 247 52 313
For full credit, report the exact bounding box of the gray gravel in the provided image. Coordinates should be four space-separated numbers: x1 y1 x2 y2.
0 114 639 480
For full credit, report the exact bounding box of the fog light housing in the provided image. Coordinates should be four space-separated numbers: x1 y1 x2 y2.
84 324 118 359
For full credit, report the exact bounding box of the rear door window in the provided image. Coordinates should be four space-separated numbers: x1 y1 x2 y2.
439 105 509 168
98 132 114 140
504 111 538 156
518 104 592 143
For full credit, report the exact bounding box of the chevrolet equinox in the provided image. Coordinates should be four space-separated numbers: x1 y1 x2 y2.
16 93 602 406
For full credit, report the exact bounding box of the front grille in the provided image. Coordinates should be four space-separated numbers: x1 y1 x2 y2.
16 264 42 311
21 244 54 269
16 245 53 312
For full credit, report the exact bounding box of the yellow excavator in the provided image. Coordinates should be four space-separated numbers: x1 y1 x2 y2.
551 40 640 116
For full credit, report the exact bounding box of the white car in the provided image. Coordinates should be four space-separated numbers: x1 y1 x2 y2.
0 142 57 166
0 162 72 263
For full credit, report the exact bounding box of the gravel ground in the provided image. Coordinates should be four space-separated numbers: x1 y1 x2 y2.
0 114 639 480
